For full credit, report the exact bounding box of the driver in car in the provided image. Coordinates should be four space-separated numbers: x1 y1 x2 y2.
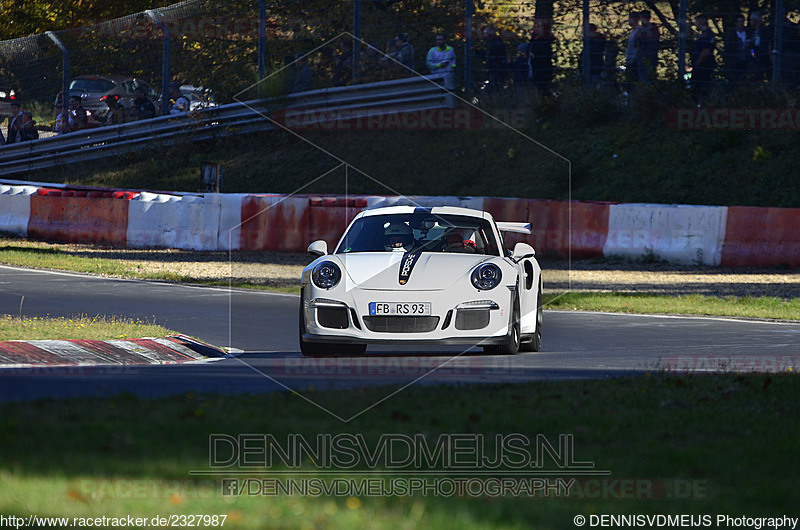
384 223 416 251
444 229 477 253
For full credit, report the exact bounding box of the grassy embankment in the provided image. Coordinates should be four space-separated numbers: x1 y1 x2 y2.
0 375 798 527
19 82 800 208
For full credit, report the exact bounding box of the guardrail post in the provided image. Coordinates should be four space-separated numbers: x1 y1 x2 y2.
45 32 70 109
147 9 172 116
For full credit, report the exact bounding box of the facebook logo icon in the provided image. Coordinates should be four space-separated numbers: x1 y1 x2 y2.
221 479 239 496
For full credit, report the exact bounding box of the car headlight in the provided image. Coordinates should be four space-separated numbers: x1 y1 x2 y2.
471 263 502 290
312 261 341 289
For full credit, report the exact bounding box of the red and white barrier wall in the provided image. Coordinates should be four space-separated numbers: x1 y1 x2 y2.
1 184 799 267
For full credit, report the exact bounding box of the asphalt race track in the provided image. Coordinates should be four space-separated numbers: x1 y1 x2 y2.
2 264 800 405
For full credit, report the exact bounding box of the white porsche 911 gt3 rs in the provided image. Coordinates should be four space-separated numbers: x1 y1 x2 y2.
299 206 542 356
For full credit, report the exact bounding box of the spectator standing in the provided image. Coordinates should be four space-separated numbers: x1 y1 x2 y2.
292 52 314 93
102 94 127 125
332 40 354 86
581 23 607 86
602 39 621 89
16 111 39 142
282 55 298 94
5 102 23 143
53 96 65 135
624 11 641 89
482 26 507 91
746 12 772 81
724 14 748 84
129 87 156 121
512 43 531 100
360 44 382 82
168 82 190 115
636 10 660 84
65 95 89 133
426 34 457 88
528 20 555 96
390 33 414 72
691 14 717 105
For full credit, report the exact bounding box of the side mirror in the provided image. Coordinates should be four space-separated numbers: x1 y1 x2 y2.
307 240 328 257
512 242 535 261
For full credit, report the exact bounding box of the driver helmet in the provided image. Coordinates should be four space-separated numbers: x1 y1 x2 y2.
384 222 414 250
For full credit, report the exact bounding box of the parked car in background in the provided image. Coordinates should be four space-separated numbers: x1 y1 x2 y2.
69 75 158 120
0 78 16 115
179 85 217 111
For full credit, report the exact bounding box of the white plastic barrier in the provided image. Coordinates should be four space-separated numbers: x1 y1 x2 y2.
0 186 37 237
204 193 245 251
604 204 728 265
127 193 221 250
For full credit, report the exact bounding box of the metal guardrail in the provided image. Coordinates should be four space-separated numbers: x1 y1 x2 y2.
0 74 453 177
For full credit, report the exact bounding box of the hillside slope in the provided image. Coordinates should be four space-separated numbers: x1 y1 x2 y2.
23 84 800 208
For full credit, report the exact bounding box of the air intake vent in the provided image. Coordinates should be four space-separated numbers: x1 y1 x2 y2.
363 316 440 333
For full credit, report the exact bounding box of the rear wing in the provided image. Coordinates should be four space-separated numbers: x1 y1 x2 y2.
496 222 531 235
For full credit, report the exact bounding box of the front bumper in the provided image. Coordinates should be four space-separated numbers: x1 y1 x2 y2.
301 287 513 346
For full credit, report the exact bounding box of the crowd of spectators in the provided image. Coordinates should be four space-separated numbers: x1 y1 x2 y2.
0 80 193 145
4 12 800 145
282 11 800 103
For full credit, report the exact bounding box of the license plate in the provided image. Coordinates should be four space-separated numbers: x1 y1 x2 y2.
369 302 431 316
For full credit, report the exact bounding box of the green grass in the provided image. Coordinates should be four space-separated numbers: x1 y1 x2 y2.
0 240 195 283
0 375 797 527
4 237 800 321
544 292 800 321
0 314 175 341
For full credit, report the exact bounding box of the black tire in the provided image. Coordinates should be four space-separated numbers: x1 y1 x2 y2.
520 280 543 352
299 302 367 357
483 293 521 355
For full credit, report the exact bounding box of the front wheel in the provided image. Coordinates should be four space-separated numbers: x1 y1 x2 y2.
483 294 520 355
520 280 543 352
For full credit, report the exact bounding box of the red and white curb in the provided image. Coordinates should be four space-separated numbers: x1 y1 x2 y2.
0 335 230 368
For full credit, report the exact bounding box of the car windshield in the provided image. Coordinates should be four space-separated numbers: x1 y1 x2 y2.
336 213 500 256
70 79 116 92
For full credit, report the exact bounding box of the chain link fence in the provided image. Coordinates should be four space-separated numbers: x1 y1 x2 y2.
0 0 798 132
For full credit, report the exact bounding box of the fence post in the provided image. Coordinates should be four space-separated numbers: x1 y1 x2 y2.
147 9 172 116
259 0 267 80
45 32 70 108
465 0 473 94
773 0 785 85
582 0 590 85
353 0 362 82
677 0 687 81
